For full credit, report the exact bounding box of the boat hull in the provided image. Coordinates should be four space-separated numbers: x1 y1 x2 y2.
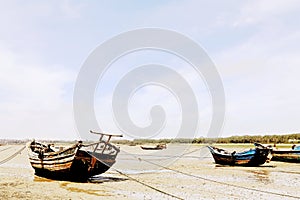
140 147 164 150
140 144 166 150
28 142 119 181
271 150 300 163
31 152 114 181
207 146 271 166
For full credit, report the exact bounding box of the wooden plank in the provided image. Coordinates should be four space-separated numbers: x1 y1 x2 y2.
90 130 123 137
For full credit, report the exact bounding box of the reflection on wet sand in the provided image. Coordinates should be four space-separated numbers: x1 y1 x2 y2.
88 175 128 183
248 170 270 184
34 174 127 184
60 182 111 196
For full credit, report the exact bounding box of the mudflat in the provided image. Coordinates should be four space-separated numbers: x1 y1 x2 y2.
0 144 299 200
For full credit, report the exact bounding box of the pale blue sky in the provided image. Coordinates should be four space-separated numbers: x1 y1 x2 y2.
1 0 300 140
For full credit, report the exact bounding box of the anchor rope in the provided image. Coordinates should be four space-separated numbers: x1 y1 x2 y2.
119 146 208 161
101 147 205 199
93 143 298 199
111 167 184 200
213 164 300 175
3 144 182 199
127 153 299 199
0 145 26 165
0 146 12 153
275 170 300 175
91 153 184 199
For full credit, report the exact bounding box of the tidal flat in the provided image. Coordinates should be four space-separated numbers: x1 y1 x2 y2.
0 144 299 200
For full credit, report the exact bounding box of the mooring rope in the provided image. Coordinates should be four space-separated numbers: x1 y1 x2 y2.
0 145 26 165
275 170 300 175
135 155 300 199
91 154 184 200
111 167 184 200
120 146 208 161
0 146 12 153
95 143 298 199
99 147 208 199
212 164 300 176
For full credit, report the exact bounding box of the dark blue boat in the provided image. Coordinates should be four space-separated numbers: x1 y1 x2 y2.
271 145 300 163
207 143 271 166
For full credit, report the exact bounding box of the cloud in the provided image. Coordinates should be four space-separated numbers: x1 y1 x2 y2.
93 50 213 139
59 0 86 19
137 0 300 135
233 0 300 27
212 1 300 135
0 43 76 140
1 0 300 139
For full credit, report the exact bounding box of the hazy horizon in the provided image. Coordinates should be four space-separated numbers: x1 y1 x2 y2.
1 1 300 140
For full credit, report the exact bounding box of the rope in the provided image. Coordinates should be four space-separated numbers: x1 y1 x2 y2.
102 147 208 198
0 146 12 153
98 145 299 199
136 156 299 199
91 150 183 199
128 146 208 161
112 167 183 200
0 145 26 165
275 170 300 175
213 164 300 175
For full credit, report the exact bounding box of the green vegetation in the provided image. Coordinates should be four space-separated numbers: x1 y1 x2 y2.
114 133 300 145
210 133 300 144
1 133 299 145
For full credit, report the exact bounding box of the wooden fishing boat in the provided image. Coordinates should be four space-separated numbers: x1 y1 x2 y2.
140 144 166 150
28 130 122 181
207 143 271 166
271 145 300 163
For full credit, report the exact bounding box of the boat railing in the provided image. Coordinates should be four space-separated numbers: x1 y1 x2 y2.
87 130 123 155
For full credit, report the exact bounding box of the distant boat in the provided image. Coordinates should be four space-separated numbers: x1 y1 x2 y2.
28 130 122 181
271 145 300 163
207 143 271 166
140 144 166 150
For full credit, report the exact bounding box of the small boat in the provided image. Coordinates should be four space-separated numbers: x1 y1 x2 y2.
140 144 166 150
207 143 271 166
271 145 300 163
28 130 122 181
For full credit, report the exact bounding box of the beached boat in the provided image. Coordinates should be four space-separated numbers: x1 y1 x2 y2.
271 145 300 163
28 130 122 181
207 143 271 166
140 144 166 150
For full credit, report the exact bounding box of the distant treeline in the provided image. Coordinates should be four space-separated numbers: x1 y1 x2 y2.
1 133 300 145
0 139 30 145
196 133 300 144
114 133 300 145
0 139 75 145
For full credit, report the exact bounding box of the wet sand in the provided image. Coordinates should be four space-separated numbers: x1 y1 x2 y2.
0 144 299 200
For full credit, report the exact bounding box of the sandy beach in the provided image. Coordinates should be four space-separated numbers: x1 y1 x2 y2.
0 144 299 200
